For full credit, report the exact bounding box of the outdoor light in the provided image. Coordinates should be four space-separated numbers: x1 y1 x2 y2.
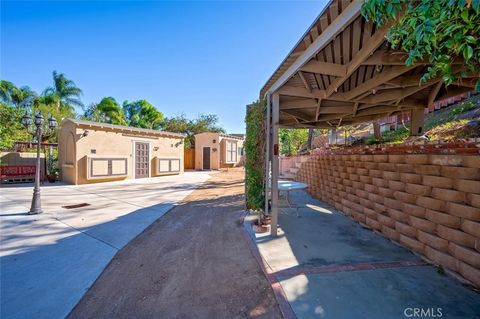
48 114 57 130
34 111 45 126
81 130 89 137
213 139 216 143
21 113 32 128
20 110 57 215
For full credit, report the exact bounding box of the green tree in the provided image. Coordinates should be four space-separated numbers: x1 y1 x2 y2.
123 99 164 129
83 97 127 125
362 0 480 90
43 71 83 112
0 80 37 108
163 113 225 148
279 128 309 156
0 103 30 150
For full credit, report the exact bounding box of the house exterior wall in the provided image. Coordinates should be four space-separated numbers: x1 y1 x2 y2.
58 122 184 185
194 132 220 170
295 153 480 287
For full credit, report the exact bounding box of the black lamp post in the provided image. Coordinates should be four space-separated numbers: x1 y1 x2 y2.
21 111 57 215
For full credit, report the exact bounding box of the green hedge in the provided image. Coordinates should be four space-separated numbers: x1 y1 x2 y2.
244 100 266 211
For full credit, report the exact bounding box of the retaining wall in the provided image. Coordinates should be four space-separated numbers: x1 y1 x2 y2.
296 153 480 287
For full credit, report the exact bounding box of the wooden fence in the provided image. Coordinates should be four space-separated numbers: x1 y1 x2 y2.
184 148 195 169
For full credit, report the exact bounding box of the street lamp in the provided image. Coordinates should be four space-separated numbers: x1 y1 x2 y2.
21 111 57 214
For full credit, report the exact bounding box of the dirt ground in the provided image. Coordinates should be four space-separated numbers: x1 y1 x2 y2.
68 168 281 319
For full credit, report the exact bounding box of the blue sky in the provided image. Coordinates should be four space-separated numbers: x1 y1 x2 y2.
1 1 328 133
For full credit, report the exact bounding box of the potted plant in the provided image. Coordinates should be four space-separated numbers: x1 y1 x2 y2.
46 154 59 183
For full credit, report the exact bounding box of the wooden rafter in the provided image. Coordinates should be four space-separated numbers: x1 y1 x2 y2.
300 60 347 77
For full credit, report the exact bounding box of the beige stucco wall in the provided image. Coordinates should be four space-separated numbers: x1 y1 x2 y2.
58 122 184 185
194 133 244 170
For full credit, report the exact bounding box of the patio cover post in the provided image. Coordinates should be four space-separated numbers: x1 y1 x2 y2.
264 94 271 218
270 93 280 237
410 108 425 136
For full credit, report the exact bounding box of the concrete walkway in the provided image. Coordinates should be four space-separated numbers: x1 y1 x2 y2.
245 191 480 319
0 171 211 319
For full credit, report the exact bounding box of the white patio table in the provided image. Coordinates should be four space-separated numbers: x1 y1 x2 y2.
278 180 308 216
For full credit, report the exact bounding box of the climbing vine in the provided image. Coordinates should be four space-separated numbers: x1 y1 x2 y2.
244 100 266 211
362 0 480 90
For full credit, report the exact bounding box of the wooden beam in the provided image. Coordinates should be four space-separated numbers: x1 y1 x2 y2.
280 110 312 123
298 71 312 92
281 99 318 110
299 60 347 77
266 0 363 96
428 81 443 107
315 99 322 121
325 22 391 98
277 86 325 99
358 81 438 104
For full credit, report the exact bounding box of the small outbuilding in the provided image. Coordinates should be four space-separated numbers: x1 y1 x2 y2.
194 132 244 170
58 118 185 184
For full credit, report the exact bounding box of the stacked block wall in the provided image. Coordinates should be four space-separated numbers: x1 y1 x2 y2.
296 154 480 287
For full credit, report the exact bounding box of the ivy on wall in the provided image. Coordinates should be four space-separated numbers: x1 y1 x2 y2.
362 0 480 90
244 100 266 211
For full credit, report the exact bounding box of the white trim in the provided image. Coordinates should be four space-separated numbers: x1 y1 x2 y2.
265 0 362 97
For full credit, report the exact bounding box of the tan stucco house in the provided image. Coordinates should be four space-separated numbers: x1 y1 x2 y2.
58 119 185 184
194 132 244 170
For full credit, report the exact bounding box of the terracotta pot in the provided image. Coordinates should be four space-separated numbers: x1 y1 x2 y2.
47 175 56 183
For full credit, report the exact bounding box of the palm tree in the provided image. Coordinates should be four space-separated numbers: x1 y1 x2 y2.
43 71 83 112
0 80 37 108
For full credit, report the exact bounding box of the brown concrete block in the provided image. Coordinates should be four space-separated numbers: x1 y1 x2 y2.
416 196 446 212
425 246 458 271
364 162 378 170
359 155 374 162
429 155 463 166
462 156 480 169
359 175 372 184
468 193 480 208
368 193 384 204
395 221 417 237
402 203 426 218
360 198 373 209
353 211 366 224
379 163 397 172
369 170 383 178
422 176 453 189
357 168 368 176
415 165 442 176
377 213 396 228
384 198 403 210
405 154 429 165
394 191 417 204
346 167 356 173
383 171 401 181
431 188 466 204
445 202 480 221
442 166 480 180
437 225 476 248
364 184 376 193
449 242 480 268
396 163 415 173
461 220 480 238
401 173 422 184
349 174 359 181
355 189 368 199
351 181 363 190
372 178 387 188
378 187 394 198
373 155 388 162
418 230 449 251
389 180 406 192
399 234 425 253
454 179 480 195
382 225 400 241
405 183 431 196
363 207 377 218
374 203 387 214
389 208 409 223
388 155 406 164
458 261 480 287
347 194 360 203
366 217 382 230
354 161 365 168
409 215 436 233
424 209 460 229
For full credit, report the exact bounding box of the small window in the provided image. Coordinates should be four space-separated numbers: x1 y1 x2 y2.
226 141 237 162
238 147 244 156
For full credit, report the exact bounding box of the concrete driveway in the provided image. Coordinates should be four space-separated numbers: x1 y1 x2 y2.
0 171 211 319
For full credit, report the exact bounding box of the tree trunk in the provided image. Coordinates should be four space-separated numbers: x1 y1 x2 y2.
306 129 314 149
373 120 382 140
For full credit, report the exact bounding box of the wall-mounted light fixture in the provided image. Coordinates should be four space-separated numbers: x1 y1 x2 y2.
153 146 159 151
212 148 218 152
82 130 89 137
212 139 216 143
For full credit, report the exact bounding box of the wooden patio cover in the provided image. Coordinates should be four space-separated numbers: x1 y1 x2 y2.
261 0 477 130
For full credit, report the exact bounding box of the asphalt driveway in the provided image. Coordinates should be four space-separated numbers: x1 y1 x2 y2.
0 171 211 319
